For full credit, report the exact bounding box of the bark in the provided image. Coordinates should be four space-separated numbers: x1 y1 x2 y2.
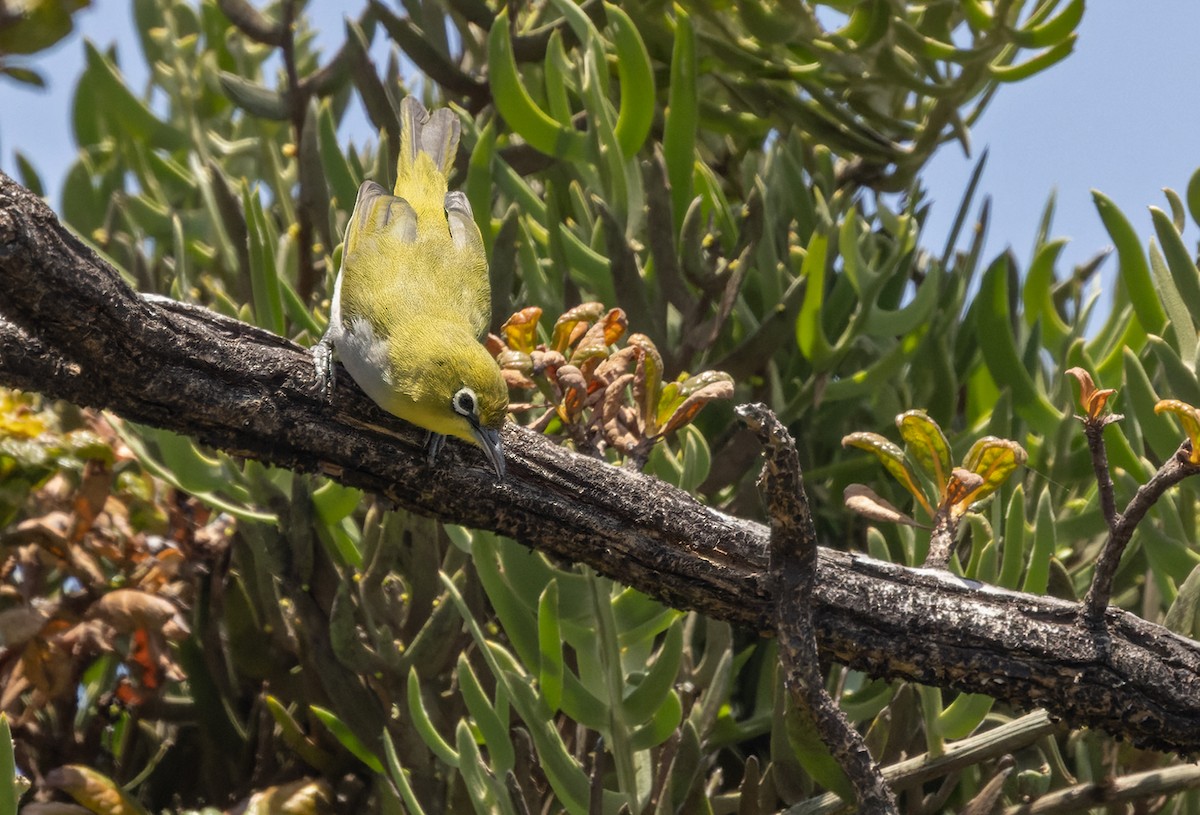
2 173 1199 754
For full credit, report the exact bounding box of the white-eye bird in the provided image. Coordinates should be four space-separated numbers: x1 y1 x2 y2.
314 97 508 478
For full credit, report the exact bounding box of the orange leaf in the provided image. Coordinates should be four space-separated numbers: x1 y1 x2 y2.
501 306 543 354
1155 399 1200 463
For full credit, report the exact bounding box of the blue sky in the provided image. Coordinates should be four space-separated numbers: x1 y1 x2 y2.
2 2 1198 289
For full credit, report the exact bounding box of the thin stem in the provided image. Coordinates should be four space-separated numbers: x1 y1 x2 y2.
1080 414 1121 532
1083 441 1200 625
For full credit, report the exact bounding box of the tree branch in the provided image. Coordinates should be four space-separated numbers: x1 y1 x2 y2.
740 404 896 813
3 173 1200 754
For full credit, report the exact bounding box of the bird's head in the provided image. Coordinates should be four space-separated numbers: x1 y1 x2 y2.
396 336 509 478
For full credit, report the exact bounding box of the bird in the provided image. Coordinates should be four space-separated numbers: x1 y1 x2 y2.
314 97 508 478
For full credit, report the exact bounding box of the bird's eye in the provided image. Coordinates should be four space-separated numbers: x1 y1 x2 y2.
453 387 477 417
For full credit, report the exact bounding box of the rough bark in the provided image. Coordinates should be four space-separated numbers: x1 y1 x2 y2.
2 173 1199 754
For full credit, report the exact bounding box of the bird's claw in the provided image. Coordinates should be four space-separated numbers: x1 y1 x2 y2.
425 431 447 465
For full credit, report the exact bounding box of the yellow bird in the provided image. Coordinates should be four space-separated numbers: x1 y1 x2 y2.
315 97 508 478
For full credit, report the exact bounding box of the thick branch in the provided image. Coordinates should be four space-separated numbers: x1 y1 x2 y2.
3 173 1200 753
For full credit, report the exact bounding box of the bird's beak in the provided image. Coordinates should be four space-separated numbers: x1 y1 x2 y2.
472 425 506 480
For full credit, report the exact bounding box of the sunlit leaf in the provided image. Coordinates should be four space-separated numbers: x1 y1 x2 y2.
656 371 734 437
501 306 543 354
841 432 934 516
958 437 1027 508
45 765 151 815
1154 399 1200 463
896 410 952 496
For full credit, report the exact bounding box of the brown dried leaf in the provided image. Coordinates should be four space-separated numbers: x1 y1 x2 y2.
88 589 187 635
0 605 50 649
843 484 921 527
593 345 640 386
501 369 537 390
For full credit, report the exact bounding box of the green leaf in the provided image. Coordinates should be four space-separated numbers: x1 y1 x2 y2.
605 3 654 158
1187 166 1200 231
629 689 683 751
458 654 516 775
1011 0 1084 47
1164 562 1200 638
382 731 429 815
664 5 697 232
83 40 186 149
896 410 951 494
487 9 588 160
504 670 595 815
959 437 1027 508
1094 190 1166 335
976 254 1063 436
842 431 933 516
621 621 683 723
1123 348 1181 460
795 232 834 366
407 667 460 768
1022 490 1056 594
937 693 994 740
1150 206 1200 334
862 264 941 338
1147 336 1200 407
311 705 383 773
318 101 360 217
242 182 286 335
0 714 18 815
998 485 1027 590
989 34 1077 83
538 581 565 713
456 720 511 815
785 701 854 803
1021 238 1072 355
1149 240 1196 361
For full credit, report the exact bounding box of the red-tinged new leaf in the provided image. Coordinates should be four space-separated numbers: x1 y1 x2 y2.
1065 366 1116 419
896 410 952 497
843 484 922 527
501 306 542 354
842 432 935 516
945 467 986 517
1155 399 1200 463
556 365 588 422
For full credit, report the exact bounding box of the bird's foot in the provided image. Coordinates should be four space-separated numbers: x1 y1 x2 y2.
425 431 447 465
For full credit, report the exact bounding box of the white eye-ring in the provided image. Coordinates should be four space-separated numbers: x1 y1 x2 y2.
453 387 477 417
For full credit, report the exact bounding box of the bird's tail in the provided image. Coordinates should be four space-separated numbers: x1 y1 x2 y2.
395 96 459 196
